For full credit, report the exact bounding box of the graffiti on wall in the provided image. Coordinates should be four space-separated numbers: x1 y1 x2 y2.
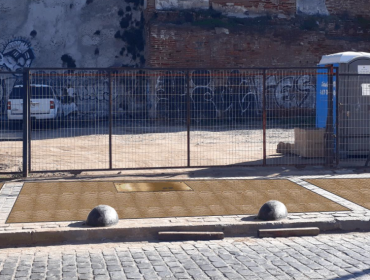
29 69 150 118
155 70 316 121
0 38 35 114
0 38 34 73
3 67 316 120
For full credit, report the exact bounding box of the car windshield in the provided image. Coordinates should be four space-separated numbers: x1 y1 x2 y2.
9 87 54 99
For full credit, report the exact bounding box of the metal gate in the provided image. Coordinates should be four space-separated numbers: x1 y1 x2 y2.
1 67 340 176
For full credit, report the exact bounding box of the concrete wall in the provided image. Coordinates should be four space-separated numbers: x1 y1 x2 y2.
0 0 145 117
296 0 329 16
0 0 145 71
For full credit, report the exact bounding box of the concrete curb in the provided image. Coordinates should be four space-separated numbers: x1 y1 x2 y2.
258 227 320 238
1 217 369 248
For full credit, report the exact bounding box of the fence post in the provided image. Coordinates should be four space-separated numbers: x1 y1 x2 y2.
325 66 334 166
262 69 267 166
109 70 113 170
335 67 339 166
186 70 191 167
22 69 30 177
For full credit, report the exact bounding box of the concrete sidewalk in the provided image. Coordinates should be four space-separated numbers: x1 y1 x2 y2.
1 166 370 248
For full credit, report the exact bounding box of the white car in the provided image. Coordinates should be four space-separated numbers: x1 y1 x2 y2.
7 84 62 123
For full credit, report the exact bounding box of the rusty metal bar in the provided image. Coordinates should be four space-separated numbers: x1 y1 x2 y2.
26 66 329 71
28 161 333 174
186 70 191 167
109 71 113 170
262 69 267 166
22 69 30 177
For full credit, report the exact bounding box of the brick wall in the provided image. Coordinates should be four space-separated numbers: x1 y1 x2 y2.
148 23 370 68
146 0 370 18
326 0 370 18
145 0 370 68
210 0 296 16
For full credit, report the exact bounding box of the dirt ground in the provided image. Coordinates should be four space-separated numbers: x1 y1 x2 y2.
0 123 329 173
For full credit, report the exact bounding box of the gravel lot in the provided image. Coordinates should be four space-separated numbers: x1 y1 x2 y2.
0 121 327 173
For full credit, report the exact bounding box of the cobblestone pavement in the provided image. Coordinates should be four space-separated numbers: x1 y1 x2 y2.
0 232 370 279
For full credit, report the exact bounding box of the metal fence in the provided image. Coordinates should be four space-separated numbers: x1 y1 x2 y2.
338 73 370 167
2 66 368 176
0 72 23 174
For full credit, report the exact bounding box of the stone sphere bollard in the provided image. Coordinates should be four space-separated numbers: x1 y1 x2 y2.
257 200 288 221
86 205 119 227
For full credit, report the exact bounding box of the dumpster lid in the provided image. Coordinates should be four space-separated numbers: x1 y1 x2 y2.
319 52 370 65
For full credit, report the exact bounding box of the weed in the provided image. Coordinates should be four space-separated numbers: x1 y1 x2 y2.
11 167 23 179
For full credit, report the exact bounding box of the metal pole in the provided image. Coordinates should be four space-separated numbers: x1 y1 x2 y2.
22 69 30 177
325 66 334 166
109 71 113 170
335 67 339 166
186 70 191 167
262 69 267 166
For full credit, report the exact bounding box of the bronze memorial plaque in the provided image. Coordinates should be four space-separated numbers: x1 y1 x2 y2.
115 182 193 192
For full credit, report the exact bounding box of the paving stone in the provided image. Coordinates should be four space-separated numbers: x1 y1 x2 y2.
107 265 122 272
173 273 191 279
76 267 91 274
0 269 14 275
46 270 61 276
14 270 30 277
77 273 93 280
125 272 143 279
93 269 108 275
123 266 139 273
204 269 223 277
30 273 46 279
94 275 110 280
62 265 76 272
91 263 105 269
109 271 126 279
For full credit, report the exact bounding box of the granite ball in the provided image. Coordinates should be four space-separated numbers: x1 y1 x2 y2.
86 205 119 227
257 200 288 221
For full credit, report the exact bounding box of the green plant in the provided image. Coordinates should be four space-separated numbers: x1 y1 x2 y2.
11 166 23 179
